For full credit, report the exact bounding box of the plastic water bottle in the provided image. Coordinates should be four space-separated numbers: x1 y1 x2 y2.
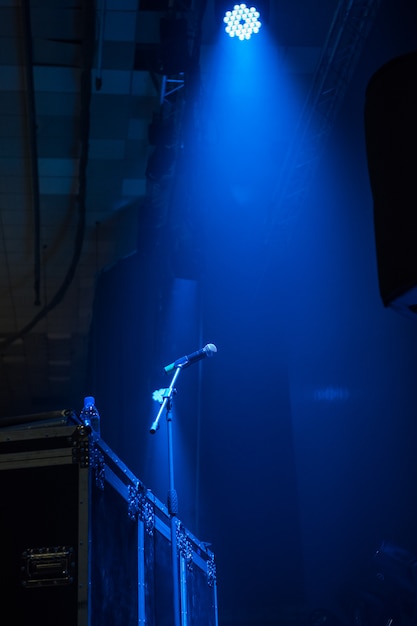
80 396 101 438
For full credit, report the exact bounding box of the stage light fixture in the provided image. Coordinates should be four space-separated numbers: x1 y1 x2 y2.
215 1 269 40
223 3 261 40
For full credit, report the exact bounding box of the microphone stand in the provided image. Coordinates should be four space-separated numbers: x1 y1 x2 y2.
149 365 183 626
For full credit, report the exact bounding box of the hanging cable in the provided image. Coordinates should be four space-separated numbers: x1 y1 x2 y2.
2 0 96 350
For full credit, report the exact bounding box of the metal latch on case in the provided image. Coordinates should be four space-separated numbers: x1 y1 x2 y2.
21 546 75 587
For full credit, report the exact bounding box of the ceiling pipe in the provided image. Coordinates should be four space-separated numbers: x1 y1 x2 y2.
95 0 107 91
20 0 42 307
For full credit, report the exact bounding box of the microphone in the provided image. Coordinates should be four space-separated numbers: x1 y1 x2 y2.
164 343 217 373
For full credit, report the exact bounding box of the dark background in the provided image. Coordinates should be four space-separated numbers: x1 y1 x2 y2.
88 2 417 625
0 1 416 625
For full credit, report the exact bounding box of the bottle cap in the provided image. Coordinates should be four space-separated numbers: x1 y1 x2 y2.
84 396 95 406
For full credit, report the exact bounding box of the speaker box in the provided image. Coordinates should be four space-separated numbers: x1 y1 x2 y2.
364 50 417 316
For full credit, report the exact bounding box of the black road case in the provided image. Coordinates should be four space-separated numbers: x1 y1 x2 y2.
0 422 218 625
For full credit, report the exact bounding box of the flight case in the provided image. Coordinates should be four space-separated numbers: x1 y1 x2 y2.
0 419 218 625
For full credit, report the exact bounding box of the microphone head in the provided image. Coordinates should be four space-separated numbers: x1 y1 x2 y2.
204 343 217 357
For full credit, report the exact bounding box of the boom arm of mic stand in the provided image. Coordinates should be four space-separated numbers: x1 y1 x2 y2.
149 365 182 434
